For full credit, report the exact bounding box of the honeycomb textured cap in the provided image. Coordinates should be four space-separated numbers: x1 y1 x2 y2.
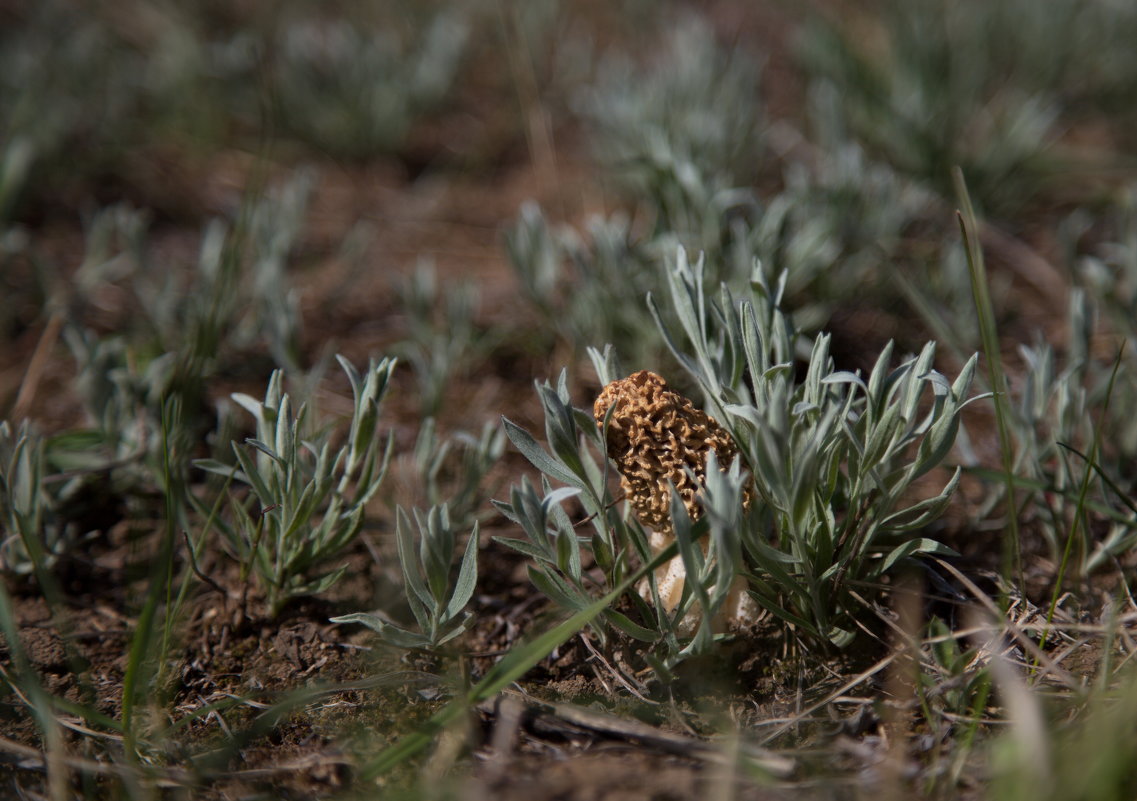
593 370 740 535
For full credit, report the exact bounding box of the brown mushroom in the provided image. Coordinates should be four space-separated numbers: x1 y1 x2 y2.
594 371 757 626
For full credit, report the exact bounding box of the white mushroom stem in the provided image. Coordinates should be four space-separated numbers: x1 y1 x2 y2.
640 530 759 632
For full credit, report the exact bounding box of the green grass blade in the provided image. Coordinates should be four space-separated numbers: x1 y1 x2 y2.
501 416 580 488
954 167 1021 588
0 576 69 797
121 398 183 757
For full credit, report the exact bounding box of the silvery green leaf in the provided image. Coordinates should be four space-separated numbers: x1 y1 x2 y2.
586 345 622 387
396 507 435 621
912 412 963 480
862 403 902 475
878 538 958 574
445 522 479 621
330 611 393 633
511 480 553 550
245 438 284 465
884 468 962 530
282 482 321 541
744 587 820 637
669 248 708 361
568 406 598 439
603 609 659 642
434 614 474 646
542 485 583 510
555 527 581 581
741 300 768 381
804 332 831 405
866 340 896 410
772 268 788 306
233 445 274 503
10 438 38 521
336 354 361 400
953 353 979 397
490 498 521 526
549 504 583 581
331 613 431 650
352 433 394 508
231 392 264 418
422 505 455 603
492 536 554 564
193 458 246 482
591 530 614 572
822 371 867 392
293 564 349 597
273 395 293 458
724 403 763 429
647 291 700 377
553 369 572 406
921 369 952 398
528 566 589 612
502 416 580 489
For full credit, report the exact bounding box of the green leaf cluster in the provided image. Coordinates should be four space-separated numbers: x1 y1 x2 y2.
331 503 478 650
500 246 980 656
195 356 394 617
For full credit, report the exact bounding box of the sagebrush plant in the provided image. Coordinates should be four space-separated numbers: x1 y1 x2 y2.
969 291 1136 577
29 176 314 523
331 503 478 650
504 203 673 367
195 356 394 617
949 192 1137 581
394 261 489 419
65 171 311 399
578 17 764 242
500 248 980 657
265 9 470 159
0 0 328 212
796 0 1137 216
1080 185 1137 366
506 18 951 367
1076 183 1137 464
0 3 161 210
494 411 668 653
502 167 913 366
752 84 942 328
509 69 934 367
409 417 505 533
0 414 189 578
237 170 312 373
0 0 476 215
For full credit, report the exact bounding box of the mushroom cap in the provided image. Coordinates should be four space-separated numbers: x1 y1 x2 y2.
596 371 760 626
594 370 741 536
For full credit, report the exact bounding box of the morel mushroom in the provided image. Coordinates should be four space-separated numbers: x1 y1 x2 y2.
594 371 756 626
